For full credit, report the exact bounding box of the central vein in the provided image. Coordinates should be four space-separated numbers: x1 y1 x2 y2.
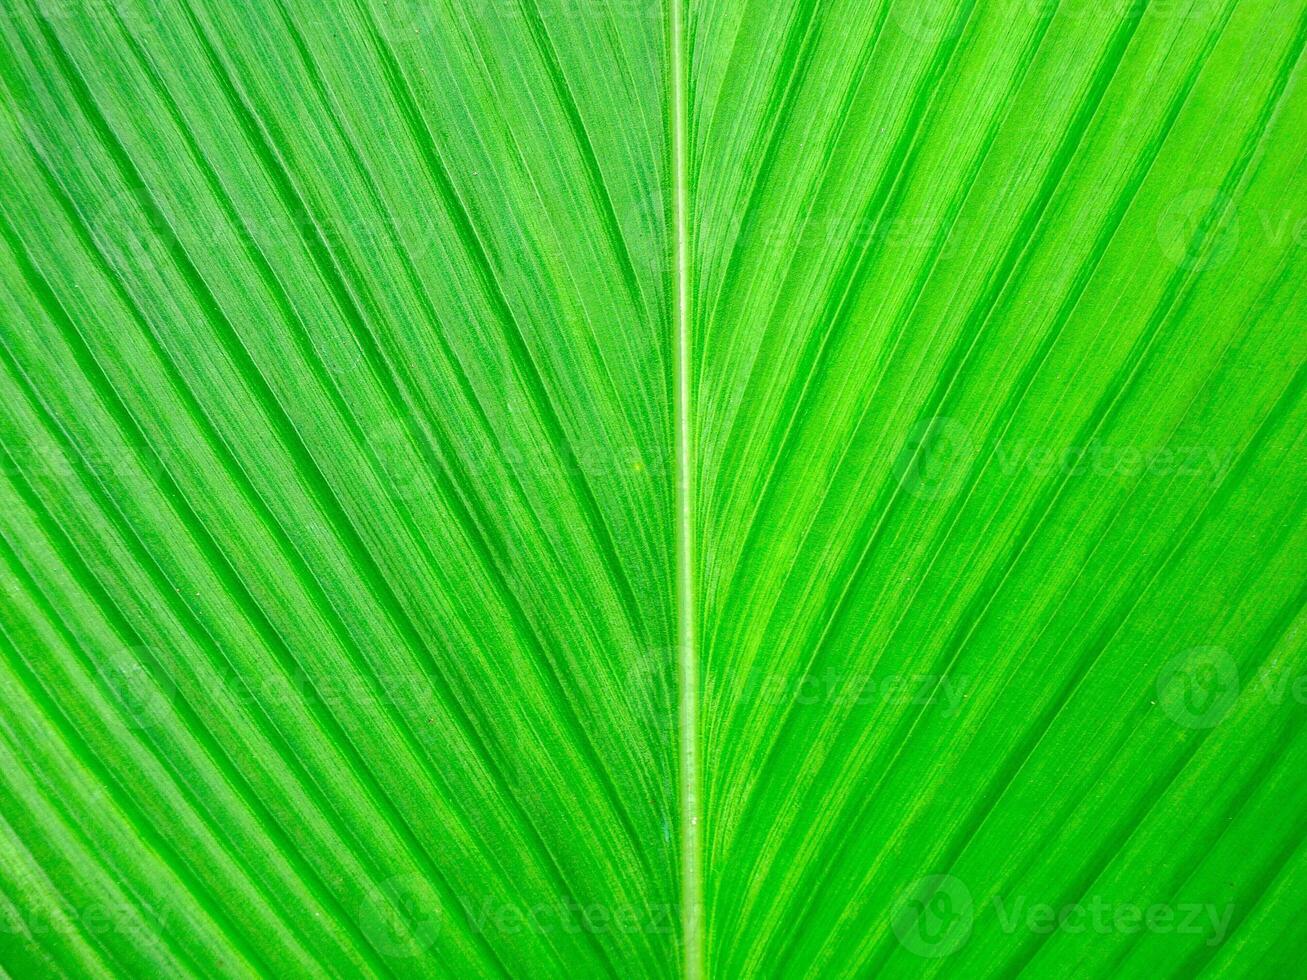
670 0 701 975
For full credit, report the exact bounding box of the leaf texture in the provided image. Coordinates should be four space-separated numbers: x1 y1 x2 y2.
0 0 1303 977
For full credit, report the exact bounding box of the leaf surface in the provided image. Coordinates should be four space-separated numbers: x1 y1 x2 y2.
0 0 1303 977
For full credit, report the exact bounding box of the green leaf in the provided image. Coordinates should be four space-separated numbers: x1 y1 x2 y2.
0 0 1303 977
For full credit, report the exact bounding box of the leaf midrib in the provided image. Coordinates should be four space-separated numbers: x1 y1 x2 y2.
670 0 701 975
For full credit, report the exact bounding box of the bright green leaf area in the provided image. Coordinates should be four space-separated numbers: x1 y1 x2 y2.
0 0 1304 977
